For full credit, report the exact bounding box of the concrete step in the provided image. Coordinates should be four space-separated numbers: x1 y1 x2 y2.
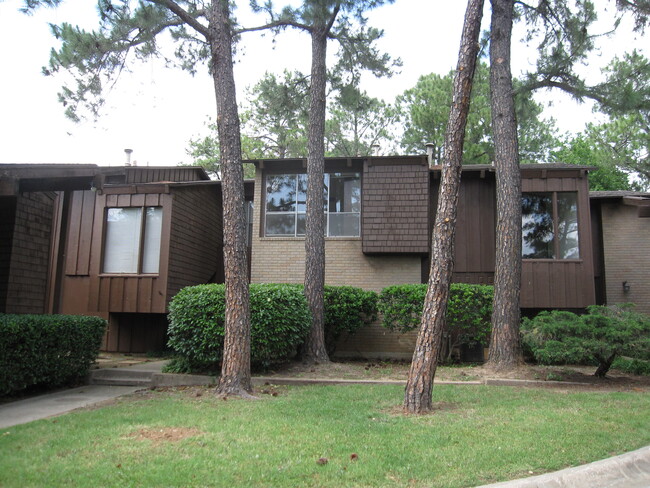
89 368 156 387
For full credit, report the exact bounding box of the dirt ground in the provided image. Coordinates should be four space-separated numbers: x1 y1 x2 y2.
260 359 650 392
92 352 650 392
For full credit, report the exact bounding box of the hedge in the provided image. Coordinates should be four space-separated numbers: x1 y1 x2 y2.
324 285 378 355
378 283 493 362
0 314 106 396
166 283 311 373
166 283 379 373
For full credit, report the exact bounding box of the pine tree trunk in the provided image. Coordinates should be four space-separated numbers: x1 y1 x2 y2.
404 0 484 414
209 0 253 396
487 0 524 371
303 26 330 363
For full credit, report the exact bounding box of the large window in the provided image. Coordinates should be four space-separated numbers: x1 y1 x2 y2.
265 173 360 237
522 192 579 259
103 207 163 274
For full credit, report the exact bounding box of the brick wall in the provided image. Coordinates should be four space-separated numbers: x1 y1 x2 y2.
601 202 650 314
251 168 421 358
3 192 55 314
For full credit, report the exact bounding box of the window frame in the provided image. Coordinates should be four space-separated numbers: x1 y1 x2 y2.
521 191 580 261
263 172 361 238
101 205 163 275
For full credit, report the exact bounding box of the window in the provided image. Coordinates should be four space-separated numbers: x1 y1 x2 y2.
103 207 163 274
265 173 361 237
522 192 579 259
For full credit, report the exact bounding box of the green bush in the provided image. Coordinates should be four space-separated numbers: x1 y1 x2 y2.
521 304 650 377
324 285 378 355
612 357 650 376
0 314 106 396
378 283 493 361
166 283 311 372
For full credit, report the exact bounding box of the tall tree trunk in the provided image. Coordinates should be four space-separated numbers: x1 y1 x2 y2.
210 0 253 396
487 0 524 371
303 25 330 363
404 0 484 414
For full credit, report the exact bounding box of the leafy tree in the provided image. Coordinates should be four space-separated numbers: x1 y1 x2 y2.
240 70 311 158
398 64 558 164
522 305 650 377
325 90 397 156
552 134 639 191
29 0 262 397
585 116 650 189
403 0 484 414
325 28 400 156
486 0 524 371
184 120 256 179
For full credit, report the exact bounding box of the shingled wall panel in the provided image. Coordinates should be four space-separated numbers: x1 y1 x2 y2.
362 158 430 254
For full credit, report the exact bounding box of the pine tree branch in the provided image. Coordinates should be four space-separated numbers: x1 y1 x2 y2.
149 0 209 38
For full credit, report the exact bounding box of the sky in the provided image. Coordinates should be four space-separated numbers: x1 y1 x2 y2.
0 1 645 167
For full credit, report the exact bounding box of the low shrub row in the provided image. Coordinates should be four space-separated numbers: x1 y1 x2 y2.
379 283 493 361
166 283 378 373
0 314 106 396
166 282 493 373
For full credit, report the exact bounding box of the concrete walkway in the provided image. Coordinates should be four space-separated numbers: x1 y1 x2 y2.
476 446 650 488
0 384 143 428
1 360 649 488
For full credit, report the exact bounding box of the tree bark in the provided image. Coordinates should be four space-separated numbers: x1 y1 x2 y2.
486 0 524 371
303 24 330 363
404 0 484 414
209 0 253 396
594 353 616 378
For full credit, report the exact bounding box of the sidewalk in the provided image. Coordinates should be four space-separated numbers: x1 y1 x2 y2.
0 384 143 429
1 360 649 487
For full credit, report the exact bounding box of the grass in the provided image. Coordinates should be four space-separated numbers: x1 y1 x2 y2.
1 384 649 487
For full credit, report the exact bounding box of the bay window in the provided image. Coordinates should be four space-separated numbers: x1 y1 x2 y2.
265 173 360 237
522 192 579 259
103 206 163 274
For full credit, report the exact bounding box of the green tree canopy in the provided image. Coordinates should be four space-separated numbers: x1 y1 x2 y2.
397 63 558 164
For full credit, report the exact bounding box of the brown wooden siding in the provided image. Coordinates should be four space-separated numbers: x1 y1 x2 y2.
520 174 595 308
434 174 496 273
362 157 430 254
60 190 170 316
0 197 16 311
103 313 168 353
0 192 56 314
424 172 496 285
124 167 208 184
167 185 223 302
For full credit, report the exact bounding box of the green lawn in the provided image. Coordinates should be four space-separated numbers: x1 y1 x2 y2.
1 384 648 488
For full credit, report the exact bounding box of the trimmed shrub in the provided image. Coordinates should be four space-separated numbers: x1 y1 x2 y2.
166 283 310 372
0 314 106 396
324 285 378 355
379 283 493 362
521 304 650 377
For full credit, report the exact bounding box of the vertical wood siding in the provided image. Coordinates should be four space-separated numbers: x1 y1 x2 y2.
125 167 207 184
167 185 223 302
60 190 170 316
520 174 595 308
0 192 55 314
